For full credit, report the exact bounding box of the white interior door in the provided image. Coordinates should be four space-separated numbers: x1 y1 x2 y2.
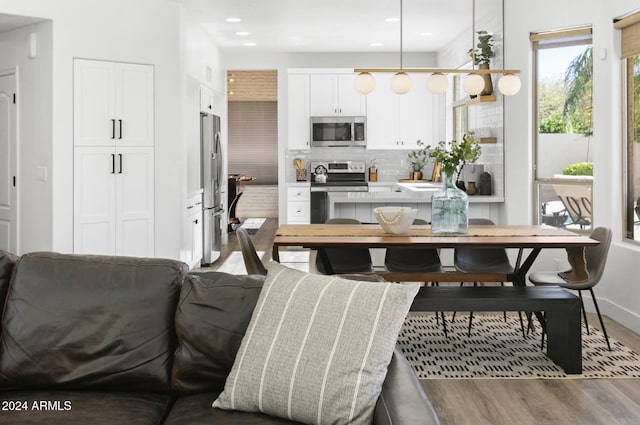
0 73 17 252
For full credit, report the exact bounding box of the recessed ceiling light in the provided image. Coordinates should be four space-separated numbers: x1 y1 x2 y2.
236 31 250 36
225 18 241 23
385 17 400 23
244 42 256 47
371 42 383 47
420 32 433 36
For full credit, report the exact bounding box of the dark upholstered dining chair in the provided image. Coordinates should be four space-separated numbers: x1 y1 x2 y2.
529 226 612 350
453 218 524 337
384 218 447 334
315 218 374 275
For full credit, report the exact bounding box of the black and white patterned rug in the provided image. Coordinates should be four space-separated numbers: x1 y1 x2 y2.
398 312 640 379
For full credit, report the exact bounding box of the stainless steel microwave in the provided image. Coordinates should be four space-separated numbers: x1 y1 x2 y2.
310 116 366 147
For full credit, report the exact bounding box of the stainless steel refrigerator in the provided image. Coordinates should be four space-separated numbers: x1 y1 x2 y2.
201 113 224 265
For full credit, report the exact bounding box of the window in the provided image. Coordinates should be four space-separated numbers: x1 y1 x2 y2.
616 12 640 242
531 28 593 232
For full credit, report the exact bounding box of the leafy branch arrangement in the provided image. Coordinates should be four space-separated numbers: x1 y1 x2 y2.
428 133 482 180
468 30 494 66
407 139 431 172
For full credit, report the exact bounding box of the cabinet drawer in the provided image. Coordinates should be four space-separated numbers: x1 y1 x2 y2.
186 193 203 211
287 187 310 201
288 202 310 223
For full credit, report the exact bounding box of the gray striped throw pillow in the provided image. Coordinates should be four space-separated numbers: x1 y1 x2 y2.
212 261 419 424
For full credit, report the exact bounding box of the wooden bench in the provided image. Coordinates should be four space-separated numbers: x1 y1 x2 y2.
410 285 582 374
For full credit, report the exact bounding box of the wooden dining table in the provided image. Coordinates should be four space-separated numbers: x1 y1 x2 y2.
272 223 598 374
272 223 599 286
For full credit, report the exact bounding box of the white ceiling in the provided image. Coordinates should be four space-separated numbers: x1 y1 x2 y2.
177 0 480 53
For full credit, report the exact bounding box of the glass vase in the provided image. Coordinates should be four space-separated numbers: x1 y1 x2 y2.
430 173 469 234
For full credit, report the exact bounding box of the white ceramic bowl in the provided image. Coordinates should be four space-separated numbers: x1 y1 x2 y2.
373 207 418 235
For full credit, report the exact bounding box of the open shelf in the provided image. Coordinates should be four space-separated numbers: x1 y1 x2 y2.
452 94 497 108
474 137 497 144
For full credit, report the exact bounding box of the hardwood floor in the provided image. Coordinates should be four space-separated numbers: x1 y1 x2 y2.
209 219 640 425
421 314 640 425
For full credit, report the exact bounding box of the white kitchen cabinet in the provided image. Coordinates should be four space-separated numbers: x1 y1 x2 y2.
200 85 214 114
287 74 310 149
309 74 365 117
366 73 433 150
74 146 154 257
286 185 310 223
182 193 203 269
74 59 154 147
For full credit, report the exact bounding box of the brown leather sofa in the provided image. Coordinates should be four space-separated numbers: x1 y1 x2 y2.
0 250 440 425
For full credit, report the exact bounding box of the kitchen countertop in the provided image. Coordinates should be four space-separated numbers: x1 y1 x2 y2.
328 191 504 203
395 182 441 193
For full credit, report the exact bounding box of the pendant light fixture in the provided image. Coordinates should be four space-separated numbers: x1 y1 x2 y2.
354 0 521 97
462 0 485 96
390 0 411 94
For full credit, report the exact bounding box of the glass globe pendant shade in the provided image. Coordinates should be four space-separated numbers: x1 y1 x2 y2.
354 72 376 95
427 72 448 94
391 72 412 94
497 73 522 96
462 73 485 96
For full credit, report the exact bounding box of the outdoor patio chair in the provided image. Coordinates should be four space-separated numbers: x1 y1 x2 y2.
554 184 592 229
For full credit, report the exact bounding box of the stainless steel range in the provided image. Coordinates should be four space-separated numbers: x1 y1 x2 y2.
310 160 368 223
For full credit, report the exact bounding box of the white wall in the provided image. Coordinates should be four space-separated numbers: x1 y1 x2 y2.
505 0 640 332
538 133 593 177
0 20 53 254
0 0 185 259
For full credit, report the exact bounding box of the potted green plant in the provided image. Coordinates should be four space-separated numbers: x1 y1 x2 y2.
407 139 430 180
467 30 495 96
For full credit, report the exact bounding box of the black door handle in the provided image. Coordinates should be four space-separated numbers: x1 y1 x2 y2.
118 154 123 174
118 120 123 139
111 119 116 139
111 154 115 174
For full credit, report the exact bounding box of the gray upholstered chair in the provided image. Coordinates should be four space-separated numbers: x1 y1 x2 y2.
315 218 374 274
528 226 612 350
383 218 447 334
236 227 267 275
453 218 523 336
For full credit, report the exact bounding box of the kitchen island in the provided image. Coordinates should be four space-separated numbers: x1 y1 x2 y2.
328 187 504 224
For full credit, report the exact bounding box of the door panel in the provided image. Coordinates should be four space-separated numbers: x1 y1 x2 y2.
73 60 116 146
115 147 154 257
73 147 116 254
116 63 154 146
337 74 365 116
0 73 16 252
